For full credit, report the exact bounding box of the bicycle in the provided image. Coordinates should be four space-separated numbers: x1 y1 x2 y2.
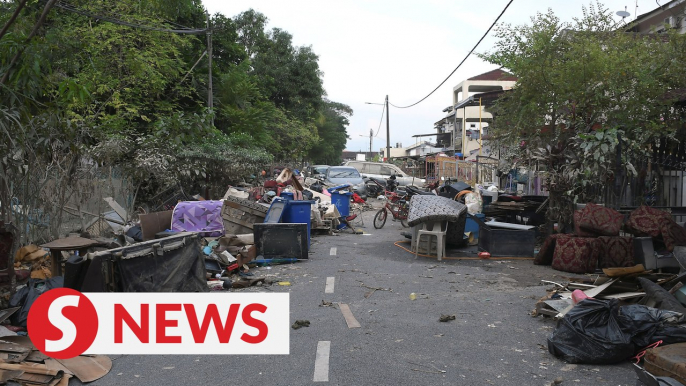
373 190 409 229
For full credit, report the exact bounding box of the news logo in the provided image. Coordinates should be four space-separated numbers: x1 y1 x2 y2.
27 290 289 358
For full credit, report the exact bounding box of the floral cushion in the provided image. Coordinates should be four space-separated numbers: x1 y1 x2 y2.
574 210 596 237
578 203 624 236
534 234 572 266
597 236 634 268
626 206 686 252
552 237 600 274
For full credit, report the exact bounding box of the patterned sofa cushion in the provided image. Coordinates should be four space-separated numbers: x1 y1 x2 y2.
552 236 600 274
535 234 572 266
578 203 624 236
626 205 686 252
574 210 596 237
597 236 634 268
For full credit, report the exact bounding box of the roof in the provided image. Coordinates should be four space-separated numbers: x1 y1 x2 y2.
468 68 517 82
634 0 683 21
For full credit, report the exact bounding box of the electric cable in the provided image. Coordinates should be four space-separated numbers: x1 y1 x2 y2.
374 101 385 137
389 0 514 109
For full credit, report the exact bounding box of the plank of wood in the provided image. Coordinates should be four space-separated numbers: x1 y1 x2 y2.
55 355 112 383
338 303 361 328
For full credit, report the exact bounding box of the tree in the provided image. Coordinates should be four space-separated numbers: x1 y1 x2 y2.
479 2 686 230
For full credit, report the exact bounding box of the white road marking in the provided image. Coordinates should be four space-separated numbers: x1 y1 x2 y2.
330 247 337 255
313 341 331 382
325 277 335 294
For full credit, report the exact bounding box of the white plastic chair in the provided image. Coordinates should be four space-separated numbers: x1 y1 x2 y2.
414 220 448 261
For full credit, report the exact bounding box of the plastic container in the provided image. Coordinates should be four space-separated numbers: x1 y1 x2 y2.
280 192 294 200
465 214 486 240
282 200 314 248
331 191 352 217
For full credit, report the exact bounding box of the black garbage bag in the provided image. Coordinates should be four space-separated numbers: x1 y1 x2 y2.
548 298 686 364
9 277 64 327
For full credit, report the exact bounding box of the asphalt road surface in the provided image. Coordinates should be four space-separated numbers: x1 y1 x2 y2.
83 206 640 386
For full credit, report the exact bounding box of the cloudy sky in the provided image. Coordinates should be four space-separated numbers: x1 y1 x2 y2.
203 0 650 154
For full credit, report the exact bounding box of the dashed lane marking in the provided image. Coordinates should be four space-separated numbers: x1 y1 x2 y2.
313 341 331 382
330 247 337 256
325 277 335 294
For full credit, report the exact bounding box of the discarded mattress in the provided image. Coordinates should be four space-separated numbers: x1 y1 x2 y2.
171 200 225 236
407 195 467 227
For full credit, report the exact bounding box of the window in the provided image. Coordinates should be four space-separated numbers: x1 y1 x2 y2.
380 166 393 175
365 164 382 174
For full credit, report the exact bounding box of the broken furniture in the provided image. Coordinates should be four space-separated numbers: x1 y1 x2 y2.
221 195 268 235
414 220 448 261
81 232 207 292
41 236 101 277
253 223 308 260
263 198 314 248
407 195 467 257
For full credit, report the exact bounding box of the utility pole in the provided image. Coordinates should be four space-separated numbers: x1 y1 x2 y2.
206 12 213 127
385 95 390 163
369 128 373 160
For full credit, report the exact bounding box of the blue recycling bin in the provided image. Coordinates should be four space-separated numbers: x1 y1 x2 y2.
280 192 294 200
282 200 314 248
331 191 352 217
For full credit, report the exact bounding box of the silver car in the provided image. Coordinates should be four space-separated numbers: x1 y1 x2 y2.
343 161 425 186
323 166 367 198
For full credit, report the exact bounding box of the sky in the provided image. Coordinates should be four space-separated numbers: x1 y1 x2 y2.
203 0 651 154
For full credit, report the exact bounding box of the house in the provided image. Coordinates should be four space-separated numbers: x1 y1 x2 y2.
435 69 517 157
341 150 380 162
405 141 443 157
626 0 686 34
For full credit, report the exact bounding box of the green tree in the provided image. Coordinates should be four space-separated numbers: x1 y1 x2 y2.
479 2 686 229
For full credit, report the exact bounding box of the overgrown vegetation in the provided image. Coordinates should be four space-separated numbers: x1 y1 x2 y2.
0 0 350 242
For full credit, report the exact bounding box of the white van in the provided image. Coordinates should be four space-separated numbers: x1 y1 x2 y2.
343 161 425 186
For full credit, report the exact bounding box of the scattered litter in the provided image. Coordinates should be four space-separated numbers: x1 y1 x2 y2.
278 281 291 286
409 293 417 301
439 314 456 322
291 320 310 330
320 300 336 308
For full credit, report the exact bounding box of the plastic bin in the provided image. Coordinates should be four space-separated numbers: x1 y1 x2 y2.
331 191 352 217
465 214 485 240
282 200 314 248
280 192 294 200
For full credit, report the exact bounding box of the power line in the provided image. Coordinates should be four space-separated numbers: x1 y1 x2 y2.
389 0 514 109
53 0 208 34
374 102 385 137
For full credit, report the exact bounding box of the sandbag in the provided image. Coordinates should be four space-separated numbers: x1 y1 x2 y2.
9 277 64 327
548 298 686 364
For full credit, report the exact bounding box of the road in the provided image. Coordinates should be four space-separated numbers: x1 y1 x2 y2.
84 206 639 386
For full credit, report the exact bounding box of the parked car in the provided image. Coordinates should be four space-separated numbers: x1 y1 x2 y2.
343 161 425 186
305 165 330 178
323 166 367 198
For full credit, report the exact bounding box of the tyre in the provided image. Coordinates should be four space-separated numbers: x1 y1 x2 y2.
373 208 387 229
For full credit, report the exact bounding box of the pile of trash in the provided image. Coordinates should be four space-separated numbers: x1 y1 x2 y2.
535 261 686 384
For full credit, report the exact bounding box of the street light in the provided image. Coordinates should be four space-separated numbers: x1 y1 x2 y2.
365 95 390 163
